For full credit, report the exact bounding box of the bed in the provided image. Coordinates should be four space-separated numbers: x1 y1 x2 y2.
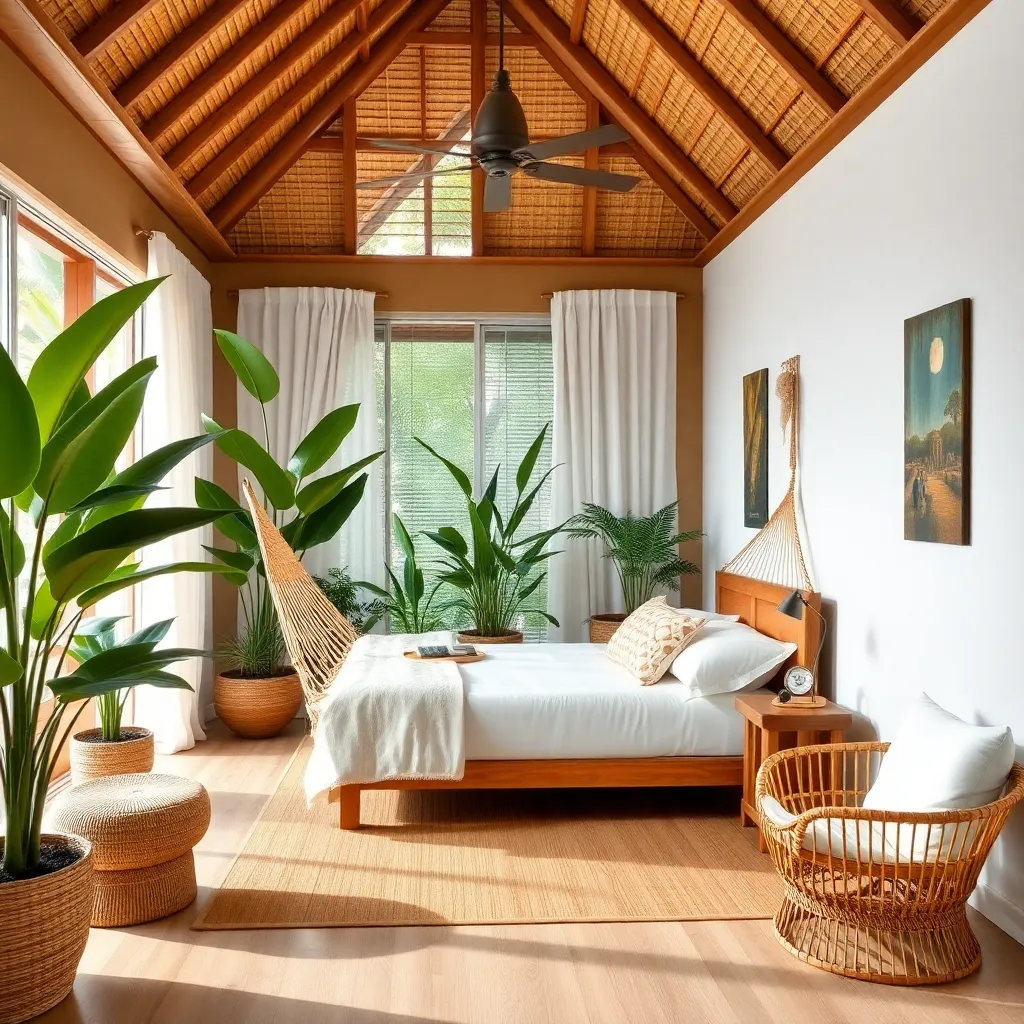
327 571 819 829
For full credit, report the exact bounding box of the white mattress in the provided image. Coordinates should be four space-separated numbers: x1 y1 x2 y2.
460 643 745 760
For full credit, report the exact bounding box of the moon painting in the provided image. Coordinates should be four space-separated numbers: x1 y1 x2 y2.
743 368 768 529
905 300 971 545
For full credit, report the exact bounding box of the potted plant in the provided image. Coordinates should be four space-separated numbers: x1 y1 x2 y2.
199 330 382 738
313 567 384 633
417 425 561 643
0 280 240 1023
565 501 701 642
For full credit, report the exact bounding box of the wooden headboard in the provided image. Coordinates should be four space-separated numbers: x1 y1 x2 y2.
715 571 820 686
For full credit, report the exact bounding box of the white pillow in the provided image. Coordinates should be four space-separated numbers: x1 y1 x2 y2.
664 619 796 698
673 607 741 623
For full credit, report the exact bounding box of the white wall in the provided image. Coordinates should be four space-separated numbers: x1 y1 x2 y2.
703 0 1024 941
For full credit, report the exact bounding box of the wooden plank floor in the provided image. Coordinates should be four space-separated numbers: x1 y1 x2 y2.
40 720 1024 1023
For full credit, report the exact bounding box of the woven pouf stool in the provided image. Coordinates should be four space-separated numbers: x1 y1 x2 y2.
53 773 211 927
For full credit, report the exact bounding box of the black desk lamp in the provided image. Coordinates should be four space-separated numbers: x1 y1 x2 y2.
775 590 827 707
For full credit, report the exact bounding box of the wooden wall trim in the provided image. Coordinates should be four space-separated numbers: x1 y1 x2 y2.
227 252 700 266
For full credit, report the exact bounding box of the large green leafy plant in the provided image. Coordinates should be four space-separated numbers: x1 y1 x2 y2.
418 425 561 637
0 280 243 878
200 331 382 677
565 500 700 614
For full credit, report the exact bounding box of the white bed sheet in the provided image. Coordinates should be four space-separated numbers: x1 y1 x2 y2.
460 643 745 760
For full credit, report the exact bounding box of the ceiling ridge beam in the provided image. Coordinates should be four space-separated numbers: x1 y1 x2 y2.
614 0 787 172
569 0 590 44
210 0 453 234
858 1 921 45
74 0 163 60
143 0 315 141
115 0 251 109
165 0 367 172
184 1 404 199
505 0 727 237
715 0 846 115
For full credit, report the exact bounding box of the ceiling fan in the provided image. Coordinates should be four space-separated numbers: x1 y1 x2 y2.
356 0 640 212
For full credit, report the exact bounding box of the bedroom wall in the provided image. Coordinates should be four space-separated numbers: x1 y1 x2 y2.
702 0 1024 941
0 37 207 274
208 260 703 653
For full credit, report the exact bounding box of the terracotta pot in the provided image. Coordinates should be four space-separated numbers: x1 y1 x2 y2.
70 726 154 785
589 613 627 644
214 671 302 739
457 630 524 645
0 834 94 1024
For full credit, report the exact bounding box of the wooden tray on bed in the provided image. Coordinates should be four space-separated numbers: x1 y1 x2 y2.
403 650 486 664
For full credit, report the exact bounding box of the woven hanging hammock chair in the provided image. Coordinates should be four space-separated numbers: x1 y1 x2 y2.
240 479 359 731
723 356 813 592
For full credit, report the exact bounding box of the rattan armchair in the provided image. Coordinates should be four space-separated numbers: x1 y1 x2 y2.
756 741 1024 985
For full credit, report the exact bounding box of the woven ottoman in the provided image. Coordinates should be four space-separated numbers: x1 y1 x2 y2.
53 773 211 927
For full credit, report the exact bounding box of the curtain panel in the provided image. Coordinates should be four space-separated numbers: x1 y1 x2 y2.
547 289 678 642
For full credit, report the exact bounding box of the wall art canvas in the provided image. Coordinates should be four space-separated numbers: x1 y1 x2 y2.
743 368 768 529
904 298 971 545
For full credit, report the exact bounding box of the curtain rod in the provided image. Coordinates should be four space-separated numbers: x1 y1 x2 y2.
225 289 389 299
541 291 684 300
134 227 154 239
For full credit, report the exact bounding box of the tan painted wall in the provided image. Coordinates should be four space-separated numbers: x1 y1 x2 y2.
0 38 207 274
208 260 704 643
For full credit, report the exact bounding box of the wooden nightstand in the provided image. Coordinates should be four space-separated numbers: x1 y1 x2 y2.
734 691 853 851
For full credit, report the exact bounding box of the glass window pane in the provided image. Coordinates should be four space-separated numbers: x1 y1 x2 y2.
16 230 64 378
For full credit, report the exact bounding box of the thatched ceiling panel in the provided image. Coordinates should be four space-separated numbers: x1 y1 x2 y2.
824 15 899 96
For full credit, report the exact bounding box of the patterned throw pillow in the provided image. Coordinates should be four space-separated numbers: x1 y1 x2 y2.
605 596 707 685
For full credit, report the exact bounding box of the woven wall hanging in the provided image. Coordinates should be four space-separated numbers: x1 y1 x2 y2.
722 356 814 592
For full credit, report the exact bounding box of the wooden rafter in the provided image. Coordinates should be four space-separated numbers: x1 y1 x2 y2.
185 1 404 200
581 95 598 256
343 98 357 254
614 0 787 172
74 0 162 60
506 0 726 237
143 0 315 141
165 0 368 173
308 136 633 154
210 0 453 234
716 0 846 115
115 0 250 109
470 0 485 256
569 0 590 45
356 1 371 60
859 0 921 45
420 46 431 256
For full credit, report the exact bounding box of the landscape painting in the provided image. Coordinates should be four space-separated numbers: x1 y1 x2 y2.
904 299 971 545
743 368 768 529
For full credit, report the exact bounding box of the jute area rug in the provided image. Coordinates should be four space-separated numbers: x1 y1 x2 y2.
193 742 782 930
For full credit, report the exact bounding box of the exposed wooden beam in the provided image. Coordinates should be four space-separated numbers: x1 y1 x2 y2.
858 0 921 45
420 45 431 256
406 31 537 46
581 95 598 256
0 0 233 259
165 0 368 172
506 0 726 236
470 0 485 256
697 0 995 264
144 0 314 141
210 0 453 233
614 0 787 172
309 135 631 153
74 0 162 60
356 0 371 60
716 0 846 115
185 1 404 199
569 0 590 45
115 0 250 108
343 98 357 254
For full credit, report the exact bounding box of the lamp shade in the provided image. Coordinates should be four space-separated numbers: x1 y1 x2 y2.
777 590 805 620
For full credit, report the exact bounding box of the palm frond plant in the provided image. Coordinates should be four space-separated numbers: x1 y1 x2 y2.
418 425 562 641
565 500 701 620
199 331 382 736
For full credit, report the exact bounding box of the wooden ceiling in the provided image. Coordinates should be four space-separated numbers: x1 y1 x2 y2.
2 0 989 262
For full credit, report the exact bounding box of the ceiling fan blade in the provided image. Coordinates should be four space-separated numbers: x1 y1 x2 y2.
483 173 512 213
362 138 470 158
513 124 630 162
526 162 639 193
356 165 475 189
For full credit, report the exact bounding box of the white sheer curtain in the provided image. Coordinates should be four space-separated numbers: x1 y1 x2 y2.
236 287 383 584
547 289 678 642
135 232 212 752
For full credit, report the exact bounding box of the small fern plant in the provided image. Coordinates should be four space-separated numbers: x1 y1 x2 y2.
565 500 701 614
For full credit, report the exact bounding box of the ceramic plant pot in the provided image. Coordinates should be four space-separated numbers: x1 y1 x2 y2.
214 671 302 738
70 726 155 785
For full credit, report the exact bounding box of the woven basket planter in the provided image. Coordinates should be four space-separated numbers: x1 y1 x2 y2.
457 630 524 644
70 726 154 785
214 671 302 739
589 613 627 643
0 834 93 1024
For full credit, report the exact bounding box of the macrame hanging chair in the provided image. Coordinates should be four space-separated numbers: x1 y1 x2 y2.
722 356 814 592
240 479 359 731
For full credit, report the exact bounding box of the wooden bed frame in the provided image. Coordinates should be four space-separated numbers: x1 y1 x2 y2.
329 571 820 829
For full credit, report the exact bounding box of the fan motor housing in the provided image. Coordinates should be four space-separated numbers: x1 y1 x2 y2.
473 71 529 159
